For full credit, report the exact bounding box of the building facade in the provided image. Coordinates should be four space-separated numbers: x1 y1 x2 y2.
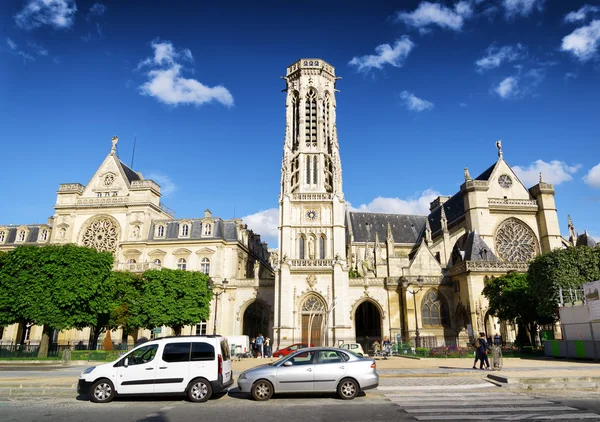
0 58 586 351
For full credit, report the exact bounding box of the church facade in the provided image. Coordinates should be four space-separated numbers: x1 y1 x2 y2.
1 58 587 351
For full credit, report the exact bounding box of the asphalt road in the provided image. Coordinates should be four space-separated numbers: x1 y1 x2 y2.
2 389 600 421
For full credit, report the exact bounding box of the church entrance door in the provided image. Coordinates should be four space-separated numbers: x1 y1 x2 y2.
243 301 269 340
300 295 326 347
355 301 381 354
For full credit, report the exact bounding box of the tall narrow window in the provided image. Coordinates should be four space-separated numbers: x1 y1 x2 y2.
17 231 25 242
319 236 325 259
200 257 210 275
292 91 299 151
0 231 5 242
305 89 317 146
306 156 311 184
39 229 47 241
313 156 318 184
157 225 165 237
177 258 187 271
181 224 189 237
299 236 305 259
324 92 331 151
203 224 212 236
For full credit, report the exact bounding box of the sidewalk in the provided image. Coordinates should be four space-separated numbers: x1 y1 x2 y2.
0 356 598 396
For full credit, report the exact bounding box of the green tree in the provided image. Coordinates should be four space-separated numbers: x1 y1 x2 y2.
528 246 600 321
0 244 113 357
109 271 143 344
136 269 213 336
483 272 553 347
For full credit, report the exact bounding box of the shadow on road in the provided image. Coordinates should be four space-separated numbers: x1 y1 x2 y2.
227 387 366 401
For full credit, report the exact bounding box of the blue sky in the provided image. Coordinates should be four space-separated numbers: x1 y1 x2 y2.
1 0 600 247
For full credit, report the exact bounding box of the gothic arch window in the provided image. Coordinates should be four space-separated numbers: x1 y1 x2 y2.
81 218 119 253
421 289 450 327
306 156 311 184
200 257 210 275
324 92 331 151
313 156 317 184
319 235 325 259
292 91 300 151
494 218 539 263
305 89 317 146
302 295 326 312
299 235 305 259
156 224 165 238
177 258 187 271
17 230 26 242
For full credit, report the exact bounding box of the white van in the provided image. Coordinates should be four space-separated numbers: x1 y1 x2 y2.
77 336 233 403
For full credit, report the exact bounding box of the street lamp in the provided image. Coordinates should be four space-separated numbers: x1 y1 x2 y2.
209 278 229 335
402 276 424 348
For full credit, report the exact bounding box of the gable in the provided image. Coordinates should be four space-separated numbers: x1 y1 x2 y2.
81 153 142 198
408 241 442 275
484 159 532 200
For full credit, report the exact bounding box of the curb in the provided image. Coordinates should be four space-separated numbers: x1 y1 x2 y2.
0 387 75 397
487 374 600 390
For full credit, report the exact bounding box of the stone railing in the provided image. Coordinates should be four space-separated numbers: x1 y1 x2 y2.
488 198 538 207
289 259 335 268
77 197 129 205
448 260 529 276
59 183 84 194
236 278 275 287
292 193 333 201
116 261 162 272
131 180 161 192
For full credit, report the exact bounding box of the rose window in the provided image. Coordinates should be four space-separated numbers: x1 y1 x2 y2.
302 295 325 312
495 218 538 262
82 219 119 253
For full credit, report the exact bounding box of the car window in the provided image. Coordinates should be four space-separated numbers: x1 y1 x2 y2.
220 340 231 361
288 351 315 366
350 344 358 349
162 342 191 363
124 344 158 366
290 345 298 350
191 342 215 361
317 350 344 364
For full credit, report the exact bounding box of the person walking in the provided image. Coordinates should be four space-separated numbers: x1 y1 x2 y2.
250 338 256 358
477 332 491 370
471 336 481 369
264 337 271 358
372 339 381 356
256 333 264 359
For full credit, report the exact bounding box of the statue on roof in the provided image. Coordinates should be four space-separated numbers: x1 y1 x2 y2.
464 167 472 181
496 140 503 159
111 136 119 154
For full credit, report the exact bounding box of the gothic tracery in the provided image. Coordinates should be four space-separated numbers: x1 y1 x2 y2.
495 218 538 262
82 218 119 253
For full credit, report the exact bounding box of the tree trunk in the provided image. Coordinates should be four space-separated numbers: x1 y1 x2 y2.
529 323 538 348
515 321 530 347
173 325 182 336
37 325 51 358
91 324 104 350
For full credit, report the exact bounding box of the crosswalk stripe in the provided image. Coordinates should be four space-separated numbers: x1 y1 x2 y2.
405 406 578 414
413 414 600 421
387 396 538 403
385 392 521 398
394 399 554 407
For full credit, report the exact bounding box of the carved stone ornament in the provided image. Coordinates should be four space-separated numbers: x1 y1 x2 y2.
302 295 325 312
306 274 317 289
494 218 538 263
82 218 119 253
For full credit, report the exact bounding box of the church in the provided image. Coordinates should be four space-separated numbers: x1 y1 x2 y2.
1 58 593 351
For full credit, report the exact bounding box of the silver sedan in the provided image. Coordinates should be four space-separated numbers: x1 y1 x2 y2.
237 347 379 401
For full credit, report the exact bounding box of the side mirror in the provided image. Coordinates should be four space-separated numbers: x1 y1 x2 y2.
124 358 129 368
283 361 293 367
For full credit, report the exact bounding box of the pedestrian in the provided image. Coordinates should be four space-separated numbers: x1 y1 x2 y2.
256 333 264 359
250 338 256 357
471 336 480 369
372 339 381 356
382 336 391 358
265 337 271 358
477 331 491 370
494 333 501 346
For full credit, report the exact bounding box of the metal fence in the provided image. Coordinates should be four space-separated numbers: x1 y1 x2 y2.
0 342 130 358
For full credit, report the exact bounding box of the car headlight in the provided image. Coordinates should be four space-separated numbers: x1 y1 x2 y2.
238 372 246 380
82 366 96 375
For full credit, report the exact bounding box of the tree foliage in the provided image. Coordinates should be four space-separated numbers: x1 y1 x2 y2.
135 269 213 335
528 246 600 320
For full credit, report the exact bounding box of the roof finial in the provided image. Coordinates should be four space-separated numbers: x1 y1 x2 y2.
464 167 472 181
568 214 575 244
496 139 503 159
425 218 432 243
539 172 544 183
386 222 394 243
111 136 119 154
440 205 448 233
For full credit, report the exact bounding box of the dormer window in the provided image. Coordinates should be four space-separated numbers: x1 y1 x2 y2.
0 231 5 243
40 229 48 242
203 224 212 236
180 223 190 237
17 230 26 242
156 224 165 238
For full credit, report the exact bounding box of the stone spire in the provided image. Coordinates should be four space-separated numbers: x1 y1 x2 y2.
568 214 576 245
386 222 394 243
425 218 432 243
440 205 448 233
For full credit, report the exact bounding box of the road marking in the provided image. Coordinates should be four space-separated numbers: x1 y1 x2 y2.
377 383 495 391
406 406 578 413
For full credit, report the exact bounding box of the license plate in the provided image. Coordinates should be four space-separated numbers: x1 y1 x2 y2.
224 371 231 381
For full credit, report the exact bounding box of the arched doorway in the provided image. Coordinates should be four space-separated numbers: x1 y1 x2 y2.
243 302 269 340
301 295 326 346
355 301 381 354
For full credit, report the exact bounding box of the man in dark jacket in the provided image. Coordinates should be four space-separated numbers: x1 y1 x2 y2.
478 332 491 370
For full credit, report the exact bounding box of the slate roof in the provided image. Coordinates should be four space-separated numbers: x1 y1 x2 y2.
427 192 465 235
0 225 49 245
148 219 239 242
576 232 597 248
450 230 498 266
118 160 142 183
475 162 497 181
348 212 426 244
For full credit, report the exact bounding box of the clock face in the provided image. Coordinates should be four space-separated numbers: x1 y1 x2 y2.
306 210 317 221
498 174 512 189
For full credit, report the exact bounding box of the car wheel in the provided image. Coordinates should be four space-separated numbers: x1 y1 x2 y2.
251 379 274 401
337 378 359 400
90 379 115 403
187 378 213 403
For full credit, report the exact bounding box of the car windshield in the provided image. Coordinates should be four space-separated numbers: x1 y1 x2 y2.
344 350 362 358
269 355 287 365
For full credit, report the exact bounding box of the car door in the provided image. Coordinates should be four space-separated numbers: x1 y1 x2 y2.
275 350 315 392
313 350 347 392
116 344 159 395
154 342 191 394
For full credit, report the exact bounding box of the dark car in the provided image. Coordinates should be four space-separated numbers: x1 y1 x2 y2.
272 343 313 358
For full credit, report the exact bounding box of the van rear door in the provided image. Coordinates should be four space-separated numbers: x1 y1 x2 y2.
220 339 232 384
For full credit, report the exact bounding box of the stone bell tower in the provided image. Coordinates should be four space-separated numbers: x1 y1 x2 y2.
274 59 350 349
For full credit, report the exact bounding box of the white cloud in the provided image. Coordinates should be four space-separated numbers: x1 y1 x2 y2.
564 71 578 80
348 37 414 72
561 20 600 62
14 0 77 30
138 40 234 107
475 43 526 72
145 172 177 196
502 0 545 18
241 208 279 246
395 1 473 32
87 3 106 18
564 5 600 23
5 38 35 63
494 76 519 98
584 163 600 188
513 160 581 186
399 91 434 112
350 189 441 215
